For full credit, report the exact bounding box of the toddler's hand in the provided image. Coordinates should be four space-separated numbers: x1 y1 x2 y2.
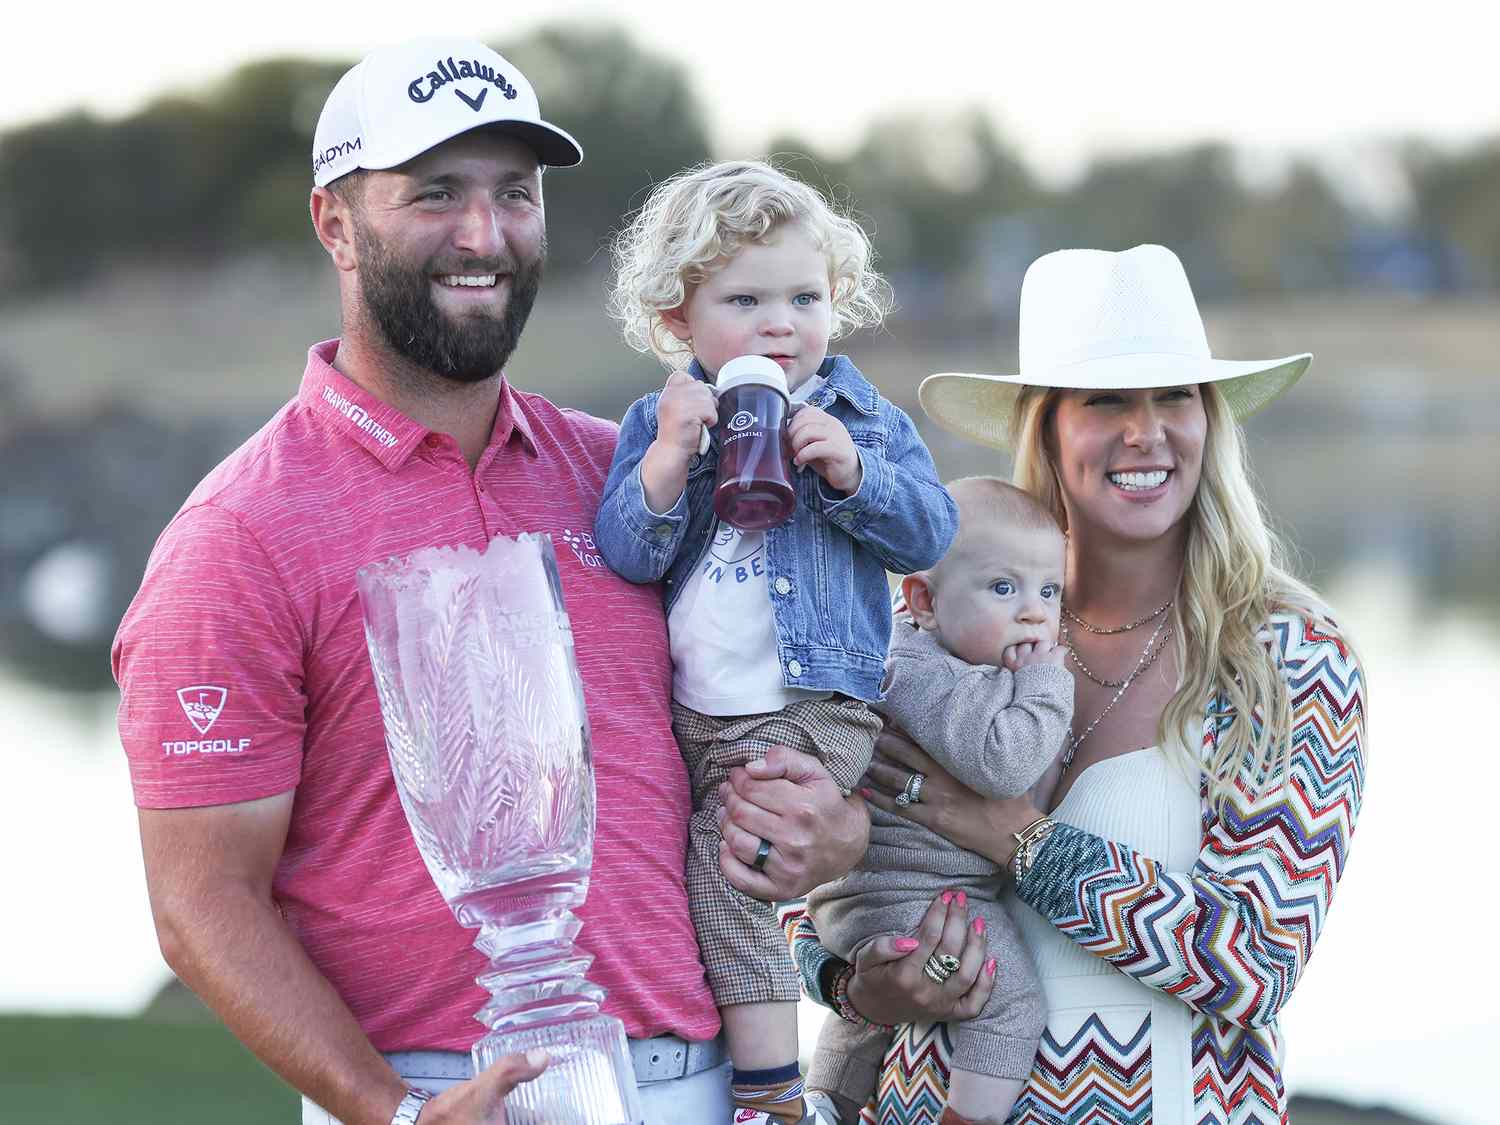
1001 639 1069 672
641 371 717 514
789 405 861 495
653 370 717 461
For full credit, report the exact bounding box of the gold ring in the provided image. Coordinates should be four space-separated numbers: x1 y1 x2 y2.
923 952 956 983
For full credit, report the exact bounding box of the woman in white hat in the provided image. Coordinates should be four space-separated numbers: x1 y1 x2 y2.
777 244 1368 1124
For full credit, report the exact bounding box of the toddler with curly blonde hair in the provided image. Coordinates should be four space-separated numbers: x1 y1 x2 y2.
594 159 958 1124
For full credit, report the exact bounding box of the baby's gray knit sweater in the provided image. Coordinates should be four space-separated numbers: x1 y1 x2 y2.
860 623 1074 881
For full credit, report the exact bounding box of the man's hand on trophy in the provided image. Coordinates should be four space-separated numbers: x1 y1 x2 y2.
717 745 871 900
420 1049 550 1123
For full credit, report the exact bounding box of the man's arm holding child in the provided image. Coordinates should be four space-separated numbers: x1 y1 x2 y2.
716 746 872 901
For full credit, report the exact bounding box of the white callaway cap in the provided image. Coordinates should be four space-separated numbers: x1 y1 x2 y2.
312 37 583 186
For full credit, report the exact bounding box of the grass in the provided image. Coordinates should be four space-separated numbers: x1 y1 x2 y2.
0 1014 295 1122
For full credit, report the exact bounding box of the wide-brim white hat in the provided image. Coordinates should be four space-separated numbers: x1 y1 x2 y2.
919 244 1311 451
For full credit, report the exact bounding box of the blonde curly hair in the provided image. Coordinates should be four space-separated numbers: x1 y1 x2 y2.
608 159 894 366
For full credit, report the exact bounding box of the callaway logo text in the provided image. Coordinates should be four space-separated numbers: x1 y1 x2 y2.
408 56 519 108
321 385 399 448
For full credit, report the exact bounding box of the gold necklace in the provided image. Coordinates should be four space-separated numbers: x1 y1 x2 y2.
1062 598 1173 635
1061 617 1172 688
1062 614 1172 770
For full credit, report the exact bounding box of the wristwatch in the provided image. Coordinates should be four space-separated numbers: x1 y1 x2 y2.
391 1088 433 1125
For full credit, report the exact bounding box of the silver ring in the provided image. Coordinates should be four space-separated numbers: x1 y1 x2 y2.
752 837 772 872
895 771 926 808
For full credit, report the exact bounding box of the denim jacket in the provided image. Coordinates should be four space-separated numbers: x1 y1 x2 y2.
594 355 958 703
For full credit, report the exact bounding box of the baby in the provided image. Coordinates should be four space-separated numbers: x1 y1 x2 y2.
593 160 958 1125
807 477 1073 1125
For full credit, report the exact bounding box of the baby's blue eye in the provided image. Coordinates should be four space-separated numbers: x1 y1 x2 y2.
793 292 819 306
730 295 756 307
1041 584 1061 599
990 580 1015 597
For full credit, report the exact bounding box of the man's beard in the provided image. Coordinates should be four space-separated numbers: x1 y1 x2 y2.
353 222 544 384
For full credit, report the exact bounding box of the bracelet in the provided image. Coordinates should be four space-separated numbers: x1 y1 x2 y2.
1010 815 1057 884
390 1087 433 1125
830 961 895 1033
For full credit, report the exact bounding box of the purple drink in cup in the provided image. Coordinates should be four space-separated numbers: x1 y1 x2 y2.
707 356 797 531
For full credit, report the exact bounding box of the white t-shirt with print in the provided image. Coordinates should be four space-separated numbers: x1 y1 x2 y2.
668 375 830 716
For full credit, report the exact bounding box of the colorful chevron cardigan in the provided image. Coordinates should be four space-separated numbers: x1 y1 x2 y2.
786 612 1366 1123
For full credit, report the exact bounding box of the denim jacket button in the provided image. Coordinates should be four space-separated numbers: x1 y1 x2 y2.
787 659 804 678
688 454 701 469
654 523 673 540
774 576 793 596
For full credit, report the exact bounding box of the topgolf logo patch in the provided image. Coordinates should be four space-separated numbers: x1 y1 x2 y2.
176 685 227 735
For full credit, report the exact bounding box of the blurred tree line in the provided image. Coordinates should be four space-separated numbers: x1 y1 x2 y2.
1 23 1495 306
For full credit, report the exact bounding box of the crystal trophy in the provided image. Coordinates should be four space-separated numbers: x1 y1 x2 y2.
357 534 643 1124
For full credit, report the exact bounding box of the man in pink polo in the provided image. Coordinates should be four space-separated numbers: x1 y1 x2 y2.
112 37 867 1125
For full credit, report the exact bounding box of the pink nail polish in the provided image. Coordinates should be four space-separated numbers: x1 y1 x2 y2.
941 891 953 904
859 788 874 799
973 917 985 936
956 891 967 908
895 937 919 952
985 958 997 976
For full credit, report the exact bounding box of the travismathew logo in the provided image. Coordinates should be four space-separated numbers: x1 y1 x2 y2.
408 56 519 111
321 385 399 448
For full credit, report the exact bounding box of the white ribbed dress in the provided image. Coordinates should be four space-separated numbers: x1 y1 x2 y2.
1008 745 1202 1123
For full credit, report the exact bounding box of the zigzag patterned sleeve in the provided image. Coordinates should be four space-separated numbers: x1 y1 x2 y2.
779 900 839 1005
1015 616 1366 1029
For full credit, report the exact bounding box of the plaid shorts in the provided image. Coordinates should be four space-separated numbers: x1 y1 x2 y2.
672 696 882 1008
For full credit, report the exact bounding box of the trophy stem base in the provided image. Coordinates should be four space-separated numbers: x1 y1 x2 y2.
474 1013 644 1124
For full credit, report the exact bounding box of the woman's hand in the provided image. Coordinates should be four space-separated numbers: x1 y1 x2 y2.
862 726 1044 869
717 746 871 900
846 891 996 1026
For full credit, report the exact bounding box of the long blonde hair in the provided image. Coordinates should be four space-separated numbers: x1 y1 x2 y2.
1011 383 1338 809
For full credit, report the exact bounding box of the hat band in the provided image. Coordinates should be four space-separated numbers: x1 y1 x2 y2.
1024 333 1209 371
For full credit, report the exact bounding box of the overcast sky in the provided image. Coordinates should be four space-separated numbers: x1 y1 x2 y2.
3 0 1494 207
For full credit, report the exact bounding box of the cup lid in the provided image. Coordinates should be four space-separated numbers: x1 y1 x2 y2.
713 355 789 398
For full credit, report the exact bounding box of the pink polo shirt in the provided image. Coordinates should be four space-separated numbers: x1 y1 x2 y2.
113 340 719 1050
